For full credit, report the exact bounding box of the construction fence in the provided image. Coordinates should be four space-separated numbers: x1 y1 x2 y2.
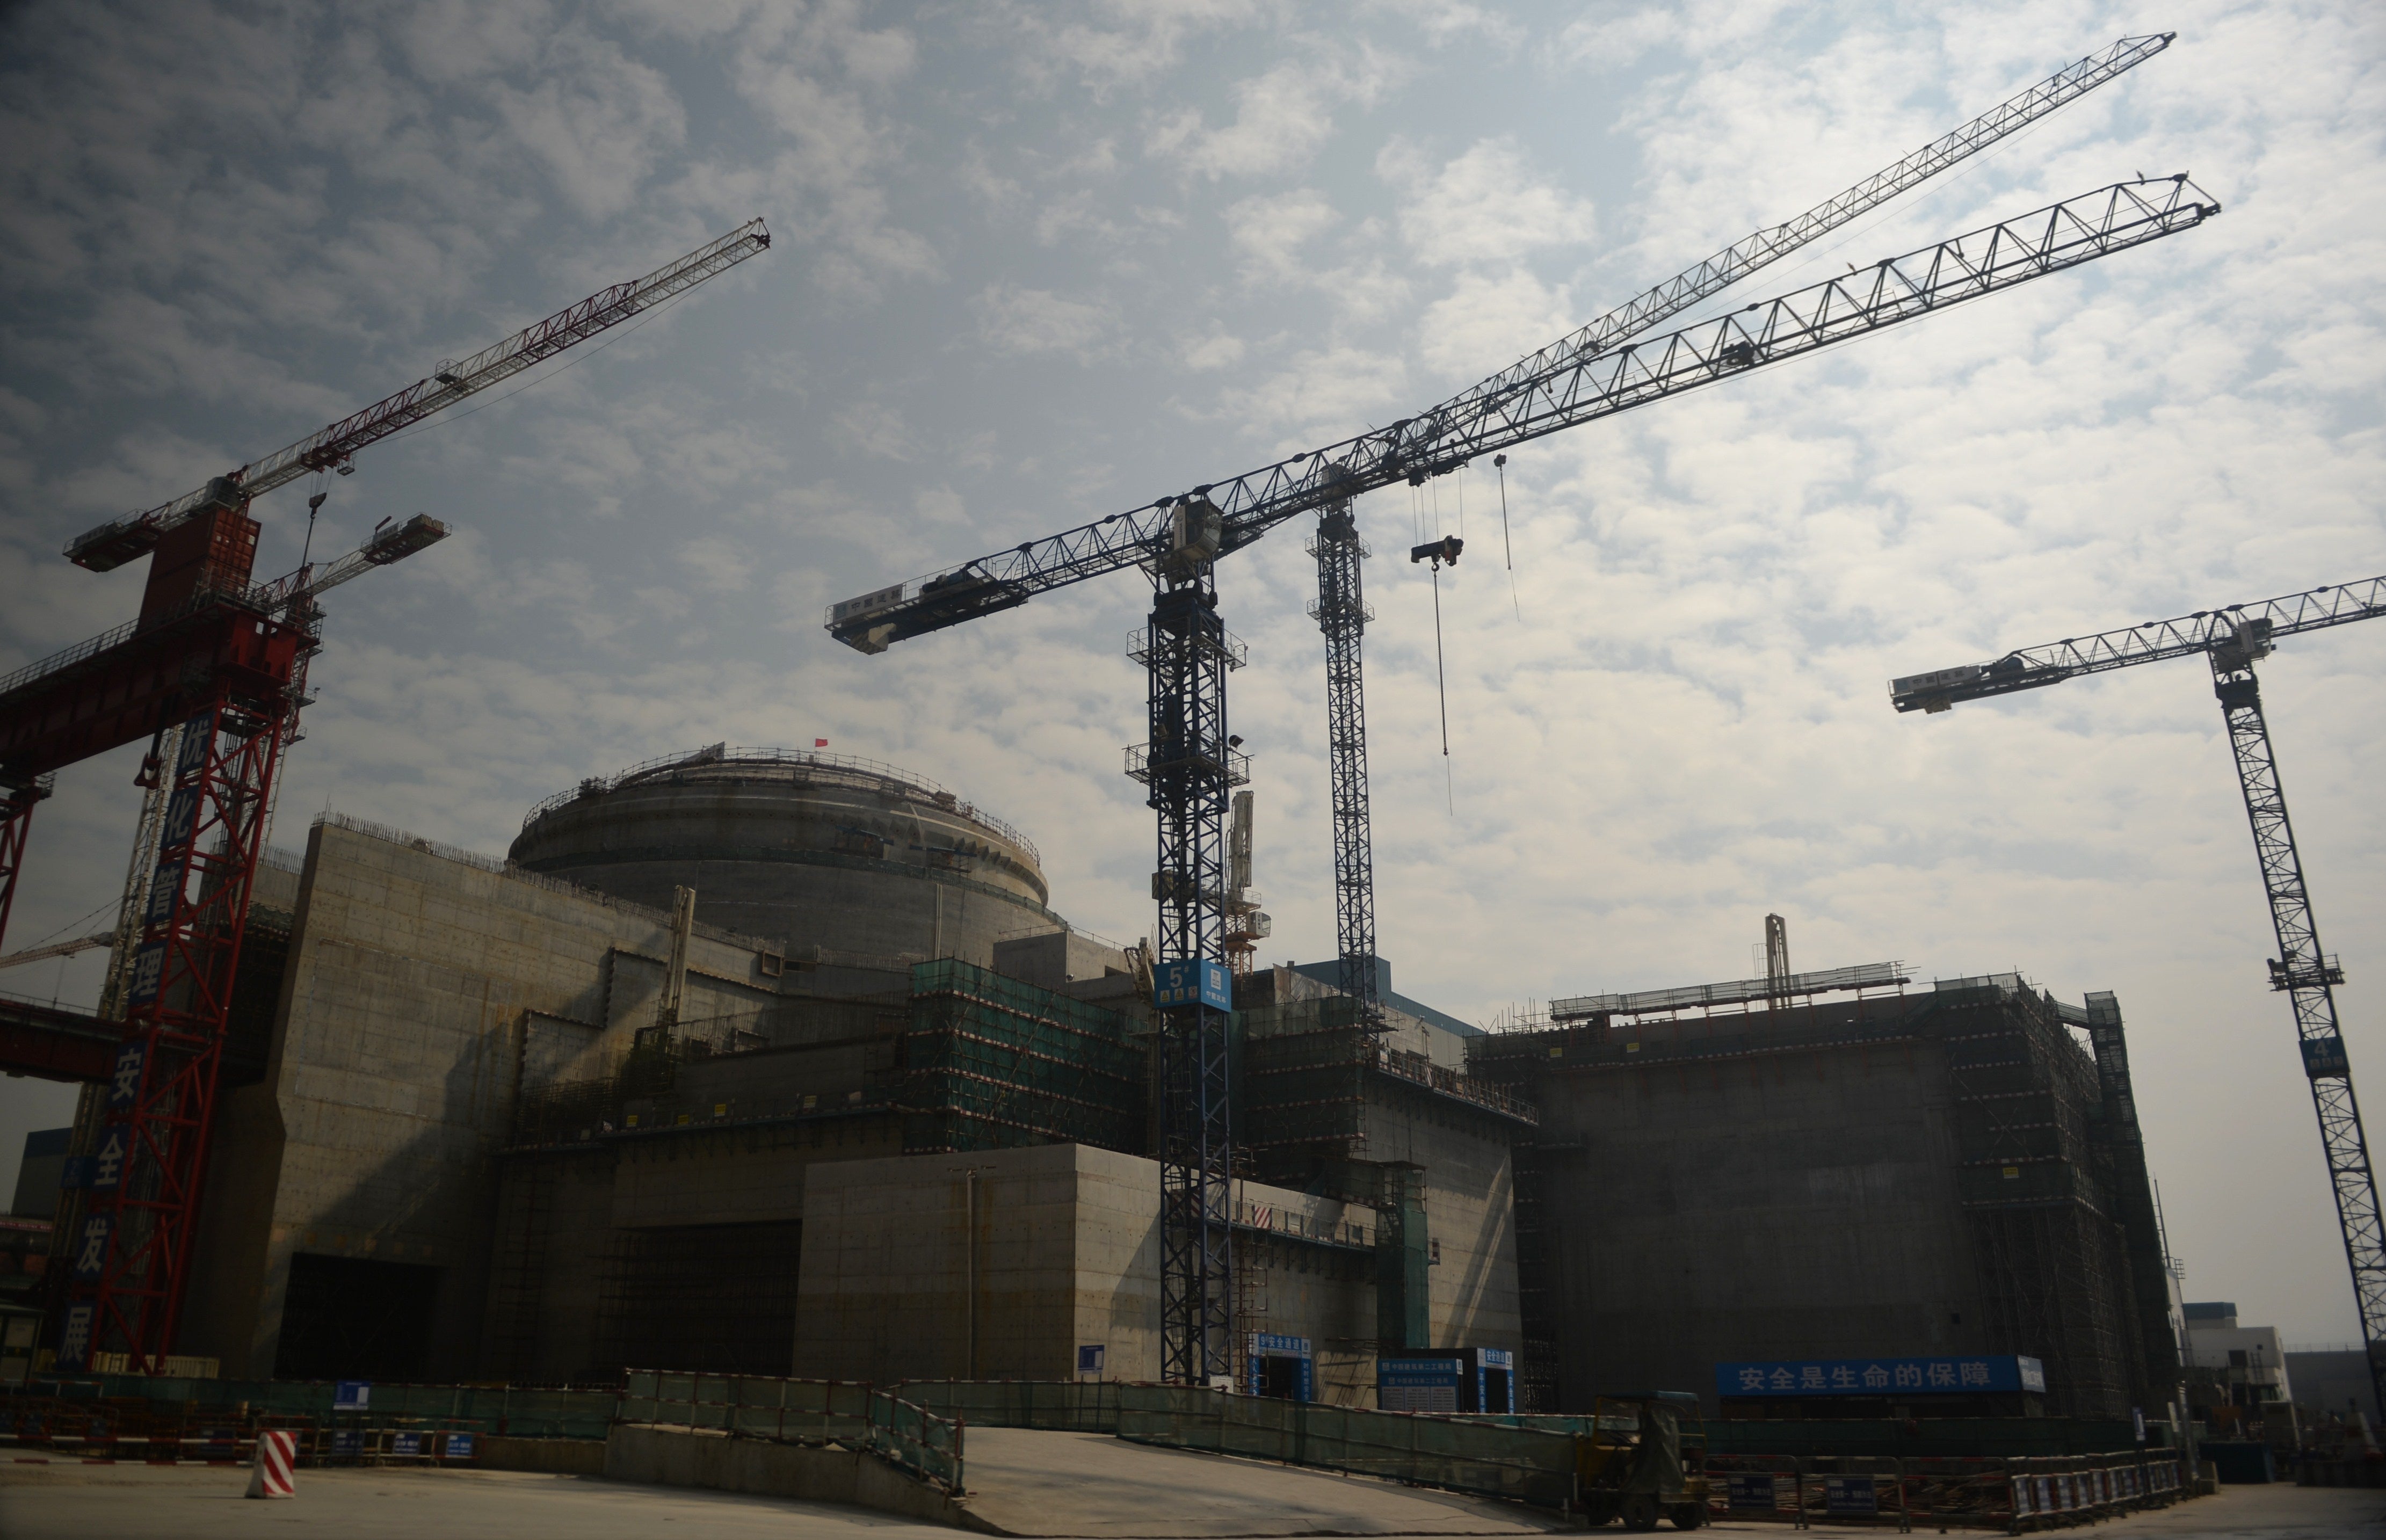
623 1369 963 1491
7 1375 616 1438
895 1379 1575 1509
1703 1450 2188 1530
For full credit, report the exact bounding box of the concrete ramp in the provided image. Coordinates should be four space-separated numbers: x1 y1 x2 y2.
955 1428 1570 1537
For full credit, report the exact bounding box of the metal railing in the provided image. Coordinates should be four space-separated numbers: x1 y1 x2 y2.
520 745 1040 868
1703 1449 2189 1530
622 1370 963 1492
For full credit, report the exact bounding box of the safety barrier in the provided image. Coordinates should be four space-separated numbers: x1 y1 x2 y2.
621 1370 875 1443
890 1380 1578 1509
622 1370 962 1492
893 1377 1123 1433
1705 1449 2187 1529
18 1374 618 1439
1116 1384 1577 1509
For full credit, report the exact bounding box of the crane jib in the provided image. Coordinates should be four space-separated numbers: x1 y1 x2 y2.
1888 575 2386 713
828 177 2217 655
63 218 770 573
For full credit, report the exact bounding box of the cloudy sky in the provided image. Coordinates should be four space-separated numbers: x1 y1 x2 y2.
2 2 2381 1343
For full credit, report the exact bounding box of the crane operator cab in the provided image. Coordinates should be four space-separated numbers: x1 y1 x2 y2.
1575 1391 1709 1531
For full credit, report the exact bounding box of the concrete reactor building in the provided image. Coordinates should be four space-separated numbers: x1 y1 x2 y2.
14 741 2184 1426
129 746 1525 1400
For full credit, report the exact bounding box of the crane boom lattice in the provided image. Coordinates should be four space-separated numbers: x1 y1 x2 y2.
67 220 770 572
1889 585 2386 1422
829 177 2217 655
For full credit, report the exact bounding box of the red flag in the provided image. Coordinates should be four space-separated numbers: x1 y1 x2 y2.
815 738 829 748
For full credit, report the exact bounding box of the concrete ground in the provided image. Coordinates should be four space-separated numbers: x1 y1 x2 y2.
960 1428 1570 1535
1768 1482 2384 1538
0 1457 2378 1539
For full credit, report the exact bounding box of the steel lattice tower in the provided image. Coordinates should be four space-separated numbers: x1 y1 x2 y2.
1307 496 1382 1028
2210 650 2386 1411
1130 559 1241 1384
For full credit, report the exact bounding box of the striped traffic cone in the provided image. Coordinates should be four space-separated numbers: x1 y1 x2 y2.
245 1430 297 1499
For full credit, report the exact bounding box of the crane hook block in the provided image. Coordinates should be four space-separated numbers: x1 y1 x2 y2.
1409 536 1463 569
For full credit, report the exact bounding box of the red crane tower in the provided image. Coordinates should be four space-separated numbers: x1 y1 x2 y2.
0 217 770 1373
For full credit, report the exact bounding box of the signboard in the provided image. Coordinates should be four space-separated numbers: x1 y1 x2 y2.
53 1304 95 1371
1077 1344 1106 1375
333 1380 371 1412
331 1429 365 1457
1823 1477 1877 1515
1154 958 1231 1011
160 787 200 852
1716 1354 2046 1397
1377 1356 1461 1413
2303 1035 2351 1077
91 1129 127 1192
391 1432 423 1457
444 1432 475 1461
69 1216 111 1281
107 1041 149 1109
1248 1333 1315 1401
126 942 166 1007
1725 1474 1781 1510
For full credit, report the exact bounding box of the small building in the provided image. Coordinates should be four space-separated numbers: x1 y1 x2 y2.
2181 1303 2293 1411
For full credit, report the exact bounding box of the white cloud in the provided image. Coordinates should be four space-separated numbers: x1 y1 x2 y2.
1149 47 1410 179
974 284 1120 359
1382 136 1598 267
1224 187 1341 281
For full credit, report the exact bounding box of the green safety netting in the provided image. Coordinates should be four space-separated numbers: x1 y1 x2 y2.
26 1374 618 1439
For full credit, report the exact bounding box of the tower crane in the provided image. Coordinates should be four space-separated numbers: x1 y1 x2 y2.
825 42 2207 1386
0 217 769 1375
1890 575 2386 1420
1309 33 2173 1024
832 175 2217 1384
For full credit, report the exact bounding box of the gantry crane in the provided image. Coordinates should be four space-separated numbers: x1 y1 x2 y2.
825 45 2209 1386
0 217 769 1375
1890 575 2386 1419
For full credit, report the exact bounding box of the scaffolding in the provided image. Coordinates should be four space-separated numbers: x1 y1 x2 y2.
901 959 1144 1154
1940 979 2135 1419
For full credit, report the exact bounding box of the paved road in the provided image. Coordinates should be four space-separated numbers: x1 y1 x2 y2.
1762 1482 2384 1538
959 1428 1569 1535
2 1457 2380 1538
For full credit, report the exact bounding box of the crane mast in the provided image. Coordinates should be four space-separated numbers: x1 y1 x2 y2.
1889 576 2386 1425
1301 33 2171 1025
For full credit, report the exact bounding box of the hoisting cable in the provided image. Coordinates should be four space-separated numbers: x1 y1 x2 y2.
1411 534 1463 816
1495 454 1520 620
1432 560 1452 813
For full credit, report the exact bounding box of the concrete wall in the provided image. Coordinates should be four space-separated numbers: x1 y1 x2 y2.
1528 1034 1991 1411
509 758 1056 969
1358 1086 1522 1361
991 929 1130 991
794 1143 1391 1390
183 817 797 1379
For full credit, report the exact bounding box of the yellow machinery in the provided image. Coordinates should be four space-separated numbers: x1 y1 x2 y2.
1575 1392 1709 1530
